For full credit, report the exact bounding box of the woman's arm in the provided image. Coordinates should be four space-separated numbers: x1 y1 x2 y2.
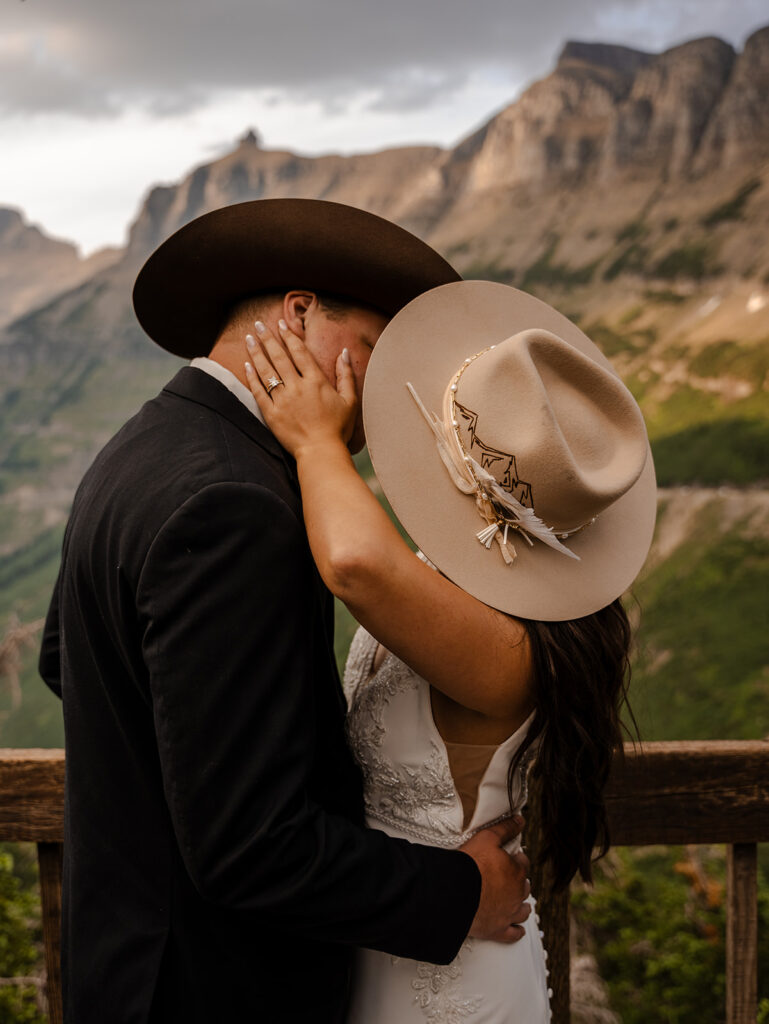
244 320 533 721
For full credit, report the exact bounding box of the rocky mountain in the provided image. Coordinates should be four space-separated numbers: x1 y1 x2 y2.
126 132 444 256
0 208 118 330
4 25 768 370
122 27 769 247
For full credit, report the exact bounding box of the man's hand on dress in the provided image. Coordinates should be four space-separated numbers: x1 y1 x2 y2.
460 815 532 943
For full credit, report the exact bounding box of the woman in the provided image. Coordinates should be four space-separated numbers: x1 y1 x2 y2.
244 281 656 1024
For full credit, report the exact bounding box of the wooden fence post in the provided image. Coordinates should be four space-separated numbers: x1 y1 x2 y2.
37 842 63 1024
726 842 758 1024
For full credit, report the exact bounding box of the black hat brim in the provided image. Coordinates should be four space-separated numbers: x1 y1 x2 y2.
132 199 461 358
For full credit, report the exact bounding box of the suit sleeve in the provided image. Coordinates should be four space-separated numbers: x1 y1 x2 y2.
39 569 62 699
137 481 480 964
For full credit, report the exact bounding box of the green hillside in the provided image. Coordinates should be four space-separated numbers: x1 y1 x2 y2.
0 345 178 746
2 308 768 747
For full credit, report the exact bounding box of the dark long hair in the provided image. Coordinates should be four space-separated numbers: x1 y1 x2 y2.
509 598 636 891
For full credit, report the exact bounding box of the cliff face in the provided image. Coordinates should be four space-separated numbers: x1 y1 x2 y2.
694 26 769 171
441 36 743 196
601 37 736 177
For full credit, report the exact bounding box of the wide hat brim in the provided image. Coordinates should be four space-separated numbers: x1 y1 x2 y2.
132 199 461 358
363 281 657 621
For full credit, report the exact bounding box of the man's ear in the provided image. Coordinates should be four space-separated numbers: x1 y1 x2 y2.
283 292 319 339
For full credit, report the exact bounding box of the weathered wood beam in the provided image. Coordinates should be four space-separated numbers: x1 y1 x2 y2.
0 750 64 841
605 741 769 845
2 741 768 847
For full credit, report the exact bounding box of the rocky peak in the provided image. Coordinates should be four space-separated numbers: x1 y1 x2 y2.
0 207 77 256
0 208 119 329
743 24 769 57
239 127 262 148
0 207 24 238
693 26 769 171
558 41 654 78
0 207 80 259
445 31 747 197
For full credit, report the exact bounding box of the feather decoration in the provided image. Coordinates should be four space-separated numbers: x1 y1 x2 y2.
407 381 581 563
471 459 580 561
407 384 476 494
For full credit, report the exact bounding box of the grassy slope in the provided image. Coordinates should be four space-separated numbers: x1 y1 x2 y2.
631 499 769 741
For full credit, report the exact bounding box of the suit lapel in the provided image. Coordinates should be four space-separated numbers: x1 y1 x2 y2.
163 366 298 485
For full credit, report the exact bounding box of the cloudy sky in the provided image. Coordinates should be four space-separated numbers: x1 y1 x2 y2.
2 0 766 253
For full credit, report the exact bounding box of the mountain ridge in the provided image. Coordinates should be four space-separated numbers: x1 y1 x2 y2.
3 24 768 362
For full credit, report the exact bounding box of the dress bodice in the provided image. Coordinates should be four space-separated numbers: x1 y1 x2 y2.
343 627 536 848
342 627 552 1024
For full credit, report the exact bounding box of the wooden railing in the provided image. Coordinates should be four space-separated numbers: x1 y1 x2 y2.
0 742 767 1024
0 750 65 1024
530 741 769 1024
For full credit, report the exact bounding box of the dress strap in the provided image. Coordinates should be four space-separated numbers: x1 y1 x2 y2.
342 628 379 708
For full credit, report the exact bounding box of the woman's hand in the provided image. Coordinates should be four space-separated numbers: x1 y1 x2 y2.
244 319 357 458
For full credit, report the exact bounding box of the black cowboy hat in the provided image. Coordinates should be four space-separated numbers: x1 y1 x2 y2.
132 199 462 358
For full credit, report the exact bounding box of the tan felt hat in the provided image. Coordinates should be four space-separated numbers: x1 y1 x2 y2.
363 281 657 621
132 199 461 358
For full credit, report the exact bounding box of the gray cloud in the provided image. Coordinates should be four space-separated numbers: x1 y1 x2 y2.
2 0 767 120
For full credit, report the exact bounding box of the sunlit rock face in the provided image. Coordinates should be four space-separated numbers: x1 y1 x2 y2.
452 36 739 194
694 26 769 172
125 138 445 256
601 36 736 177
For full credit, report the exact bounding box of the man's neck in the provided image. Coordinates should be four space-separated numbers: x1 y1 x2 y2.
206 334 250 388
191 336 266 426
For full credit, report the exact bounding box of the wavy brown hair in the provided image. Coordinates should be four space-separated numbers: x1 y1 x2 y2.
509 598 637 892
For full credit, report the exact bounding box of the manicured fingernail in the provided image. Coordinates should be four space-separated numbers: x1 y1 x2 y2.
342 347 351 365
244 362 253 375
245 334 255 349
278 318 287 332
254 321 265 334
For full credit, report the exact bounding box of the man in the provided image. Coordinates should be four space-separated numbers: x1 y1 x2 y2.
40 199 531 1023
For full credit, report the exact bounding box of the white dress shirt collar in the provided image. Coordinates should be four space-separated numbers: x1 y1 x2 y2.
189 357 267 428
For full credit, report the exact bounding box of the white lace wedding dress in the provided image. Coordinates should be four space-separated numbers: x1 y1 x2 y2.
343 627 553 1024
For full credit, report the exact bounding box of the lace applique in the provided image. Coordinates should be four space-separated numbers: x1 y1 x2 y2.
344 634 458 839
343 627 536 844
363 742 458 840
412 941 483 1022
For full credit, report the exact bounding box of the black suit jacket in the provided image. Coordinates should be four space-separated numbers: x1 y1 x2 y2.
39 367 481 1024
